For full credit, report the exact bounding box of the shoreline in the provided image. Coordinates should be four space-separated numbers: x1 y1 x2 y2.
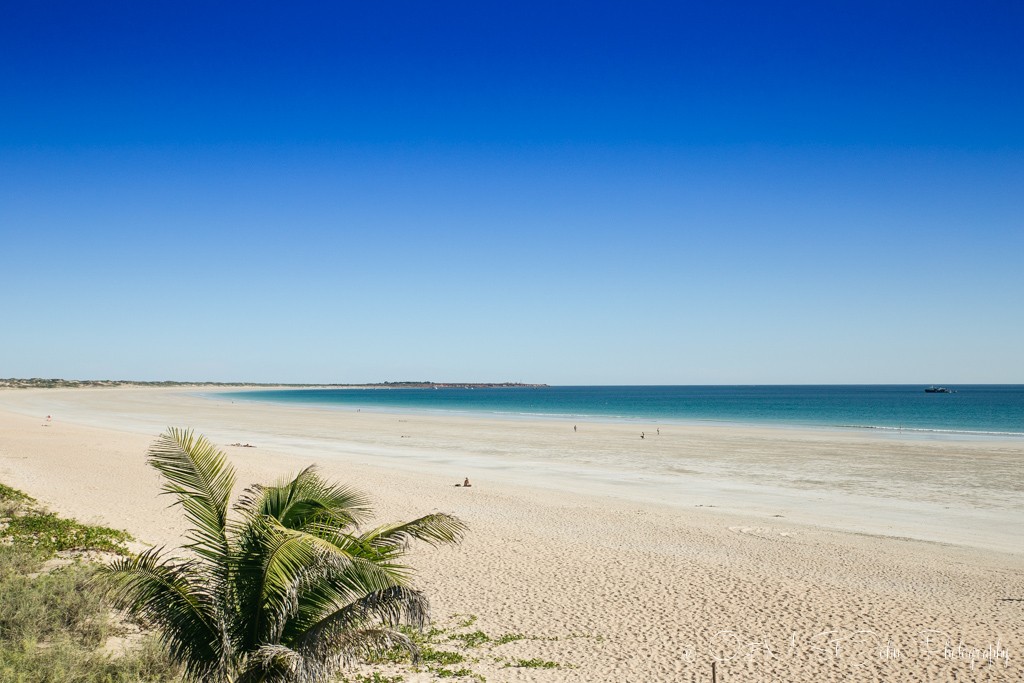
1 386 1022 554
1 387 1022 681
8 382 1023 439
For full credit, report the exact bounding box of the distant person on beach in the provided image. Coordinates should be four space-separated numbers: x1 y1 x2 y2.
574 425 577 432
641 432 645 439
657 428 659 435
463 478 472 487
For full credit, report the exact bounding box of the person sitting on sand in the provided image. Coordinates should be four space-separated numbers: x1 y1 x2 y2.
463 478 471 487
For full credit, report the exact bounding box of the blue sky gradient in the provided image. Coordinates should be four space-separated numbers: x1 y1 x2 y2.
2 1 1022 383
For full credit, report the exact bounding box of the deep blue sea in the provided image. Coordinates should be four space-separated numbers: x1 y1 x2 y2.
224 385 1024 436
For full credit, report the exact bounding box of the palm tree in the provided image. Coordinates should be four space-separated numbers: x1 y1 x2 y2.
99 427 466 683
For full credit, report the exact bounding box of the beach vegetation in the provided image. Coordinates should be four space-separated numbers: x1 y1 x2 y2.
0 485 178 682
97 427 467 683
0 482 31 503
454 614 477 628
0 629 176 683
504 657 561 669
0 482 132 558
340 674 405 683
447 629 490 647
417 645 466 665
3 511 132 557
363 614 578 680
427 665 480 679
0 470 572 683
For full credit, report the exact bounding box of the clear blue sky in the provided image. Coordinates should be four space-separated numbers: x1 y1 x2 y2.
2 1 1022 384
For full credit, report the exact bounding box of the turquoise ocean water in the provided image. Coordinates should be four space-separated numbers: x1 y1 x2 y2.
225 385 1024 436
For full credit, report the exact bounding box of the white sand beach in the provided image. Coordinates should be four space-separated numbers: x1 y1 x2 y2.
1 387 1021 682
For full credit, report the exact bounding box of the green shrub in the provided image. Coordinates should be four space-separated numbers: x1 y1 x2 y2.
0 547 179 682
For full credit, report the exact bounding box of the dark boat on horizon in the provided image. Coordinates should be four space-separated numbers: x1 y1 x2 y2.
925 386 954 393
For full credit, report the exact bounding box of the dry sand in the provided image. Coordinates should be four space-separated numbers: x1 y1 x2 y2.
0 387 1021 682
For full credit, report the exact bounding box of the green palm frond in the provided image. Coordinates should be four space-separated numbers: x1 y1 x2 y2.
236 465 372 532
299 585 428 649
241 643 302 683
296 627 419 682
97 547 223 681
147 427 235 564
279 551 415 644
234 515 401 649
358 512 467 552
233 516 323 649
106 429 466 683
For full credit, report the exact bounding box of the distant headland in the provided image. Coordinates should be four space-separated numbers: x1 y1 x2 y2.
0 378 547 390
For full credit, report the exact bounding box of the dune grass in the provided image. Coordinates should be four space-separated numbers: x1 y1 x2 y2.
0 482 179 683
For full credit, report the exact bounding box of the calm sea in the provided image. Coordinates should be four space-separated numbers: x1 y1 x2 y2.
224 385 1024 436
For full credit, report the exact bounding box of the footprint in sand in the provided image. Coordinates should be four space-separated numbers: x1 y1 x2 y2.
728 526 798 541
